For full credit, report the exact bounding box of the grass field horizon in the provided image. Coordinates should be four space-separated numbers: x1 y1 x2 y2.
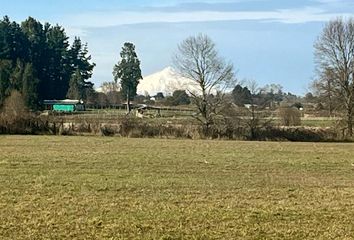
1 136 354 239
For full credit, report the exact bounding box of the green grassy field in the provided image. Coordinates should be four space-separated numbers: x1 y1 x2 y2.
1 136 354 239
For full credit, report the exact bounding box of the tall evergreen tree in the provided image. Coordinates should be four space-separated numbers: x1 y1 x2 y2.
0 16 11 60
66 69 82 100
0 60 12 106
21 17 48 100
22 63 38 109
0 16 29 63
68 37 95 100
113 42 142 113
9 59 24 91
0 16 95 109
45 25 71 99
69 37 95 79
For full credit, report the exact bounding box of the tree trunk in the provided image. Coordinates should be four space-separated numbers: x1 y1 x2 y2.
126 91 131 114
328 94 333 117
250 106 256 140
347 107 353 137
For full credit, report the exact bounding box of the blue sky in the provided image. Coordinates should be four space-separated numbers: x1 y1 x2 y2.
2 0 354 95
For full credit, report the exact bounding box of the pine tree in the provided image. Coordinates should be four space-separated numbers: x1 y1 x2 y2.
45 25 71 99
0 60 12 106
66 69 82 100
0 17 28 62
9 59 24 91
0 16 11 60
0 16 95 109
21 17 48 100
22 63 38 109
113 42 142 113
68 37 95 100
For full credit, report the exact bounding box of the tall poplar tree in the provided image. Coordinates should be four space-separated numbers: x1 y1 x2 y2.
113 42 142 113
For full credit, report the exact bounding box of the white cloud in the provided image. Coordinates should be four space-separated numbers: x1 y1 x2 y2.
64 7 354 32
274 7 351 23
65 27 89 38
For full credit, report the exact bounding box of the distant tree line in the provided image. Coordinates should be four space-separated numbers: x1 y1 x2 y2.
231 83 300 109
93 87 191 108
0 16 95 109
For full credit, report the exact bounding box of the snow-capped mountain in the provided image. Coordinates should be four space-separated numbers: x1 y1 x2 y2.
137 66 199 96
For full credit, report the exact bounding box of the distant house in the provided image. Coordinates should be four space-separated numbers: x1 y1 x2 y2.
43 99 85 112
244 104 258 109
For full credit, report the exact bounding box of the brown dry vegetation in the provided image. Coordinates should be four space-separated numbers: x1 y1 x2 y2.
1 136 354 239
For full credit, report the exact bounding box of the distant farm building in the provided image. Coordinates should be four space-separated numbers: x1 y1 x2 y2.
44 99 85 112
244 104 258 109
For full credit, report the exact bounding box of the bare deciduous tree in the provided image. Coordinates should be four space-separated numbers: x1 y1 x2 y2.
173 34 235 135
100 81 120 94
312 67 337 117
314 18 354 136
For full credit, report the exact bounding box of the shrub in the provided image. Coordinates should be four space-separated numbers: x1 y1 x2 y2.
278 107 301 126
0 90 32 134
1 90 29 123
0 90 54 135
100 125 116 136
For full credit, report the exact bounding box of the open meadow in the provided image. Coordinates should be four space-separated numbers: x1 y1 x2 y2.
1 136 354 239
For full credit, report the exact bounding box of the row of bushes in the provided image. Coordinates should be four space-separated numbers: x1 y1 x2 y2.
0 114 341 142
0 90 343 141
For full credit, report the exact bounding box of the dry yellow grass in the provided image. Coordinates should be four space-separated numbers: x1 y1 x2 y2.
1 136 354 239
